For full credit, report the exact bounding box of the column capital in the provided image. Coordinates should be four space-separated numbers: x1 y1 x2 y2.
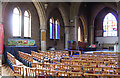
74 16 79 18
40 29 47 31
40 27 47 30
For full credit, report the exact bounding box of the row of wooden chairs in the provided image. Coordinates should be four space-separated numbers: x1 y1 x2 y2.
80 57 118 64
31 61 120 74
81 53 119 58
31 62 82 72
13 64 83 77
31 50 119 65
31 51 119 68
12 50 120 78
93 52 120 55
31 51 49 63
38 50 69 57
13 63 120 78
7 52 16 65
18 51 33 63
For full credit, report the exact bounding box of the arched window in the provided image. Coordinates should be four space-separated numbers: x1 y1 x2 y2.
12 7 21 36
24 10 31 37
103 13 117 36
55 20 60 39
50 18 54 39
78 26 81 41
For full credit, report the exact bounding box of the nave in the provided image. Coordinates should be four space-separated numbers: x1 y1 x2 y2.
1 2 120 78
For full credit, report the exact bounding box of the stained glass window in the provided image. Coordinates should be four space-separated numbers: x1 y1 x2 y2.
55 20 60 39
50 18 54 39
12 7 21 36
50 18 60 39
24 10 31 37
103 13 117 36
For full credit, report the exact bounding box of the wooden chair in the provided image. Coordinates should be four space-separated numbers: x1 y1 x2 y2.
72 57 80 61
44 63 51 69
71 60 81 65
53 59 60 64
7 52 16 65
13 65 24 77
94 67 102 74
54 64 62 70
115 67 120 75
98 62 106 67
31 63 43 68
57 71 67 77
25 67 36 78
107 62 117 68
68 72 83 78
101 67 120 77
81 57 87 62
63 56 71 60
62 64 71 71
62 59 71 65
48 70 57 77
62 51 69 56
90 62 97 67
83 66 94 78
83 66 93 72
84 67 102 78
71 65 82 72
103 58 110 64
36 68 46 78
82 62 89 66
87 58 95 62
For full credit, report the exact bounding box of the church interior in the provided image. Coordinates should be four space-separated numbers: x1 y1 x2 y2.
0 1 120 77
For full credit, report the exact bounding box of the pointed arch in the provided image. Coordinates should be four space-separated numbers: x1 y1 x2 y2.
55 19 60 39
33 2 46 29
103 13 117 36
12 7 21 37
80 16 88 42
24 10 31 37
49 17 54 39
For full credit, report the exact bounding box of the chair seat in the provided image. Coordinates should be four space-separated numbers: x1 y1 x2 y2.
38 75 45 78
14 73 22 77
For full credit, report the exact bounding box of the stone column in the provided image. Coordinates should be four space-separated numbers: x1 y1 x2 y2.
74 16 78 49
41 29 46 51
117 1 120 68
65 27 69 50
117 1 120 52
90 26 94 45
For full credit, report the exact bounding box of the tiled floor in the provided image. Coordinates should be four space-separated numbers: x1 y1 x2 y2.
1 64 14 76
